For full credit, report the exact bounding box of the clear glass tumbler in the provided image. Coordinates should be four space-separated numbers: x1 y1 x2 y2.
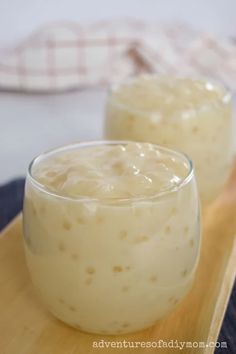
23 141 200 335
105 76 233 204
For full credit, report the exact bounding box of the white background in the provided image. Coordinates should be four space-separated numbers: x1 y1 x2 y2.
0 0 236 183
0 0 235 46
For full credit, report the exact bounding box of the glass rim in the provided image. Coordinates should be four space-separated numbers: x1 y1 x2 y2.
107 74 232 117
27 140 194 204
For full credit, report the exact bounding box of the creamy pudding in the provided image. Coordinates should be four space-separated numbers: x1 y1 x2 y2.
23 141 200 334
105 76 233 204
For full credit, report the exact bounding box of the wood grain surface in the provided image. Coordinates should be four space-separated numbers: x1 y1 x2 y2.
1 163 236 354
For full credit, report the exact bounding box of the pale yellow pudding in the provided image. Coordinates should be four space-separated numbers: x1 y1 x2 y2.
105 76 233 204
23 141 200 335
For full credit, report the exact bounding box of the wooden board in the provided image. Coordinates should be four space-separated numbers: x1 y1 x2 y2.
1 163 236 354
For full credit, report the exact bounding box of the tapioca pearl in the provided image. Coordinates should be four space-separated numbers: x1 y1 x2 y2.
73 324 82 330
134 235 149 243
168 297 179 305
86 266 96 275
95 214 104 224
113 266 123 273
68 305 77 312
189 239 195 248
112 161 125 175
77 215 85 224
110 320 119 326
192 126 199 134
71 253 79 261
32 204 37 216
149 275 158 283
119 230 128 240
122 323 130 328
58 298 65 305
107 144 126 158
121 285 129 292
164 225 171 235
125 265 132 271
181 269 188 277
128 115 135 123
183 226 189 236
171 207 177 215
58 241 66 252
46 171 57 177
85 278 92 285
168 296 178 304
62 219 72 231
149 122 157 130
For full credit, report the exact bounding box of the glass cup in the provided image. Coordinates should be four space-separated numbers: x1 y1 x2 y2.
23 141 200 335
105 76 233 205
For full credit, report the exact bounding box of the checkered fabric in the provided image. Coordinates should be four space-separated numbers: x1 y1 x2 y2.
0 19 236 92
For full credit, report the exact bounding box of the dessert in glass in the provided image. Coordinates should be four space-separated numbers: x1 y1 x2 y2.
105 76 233 204
23 141 200 335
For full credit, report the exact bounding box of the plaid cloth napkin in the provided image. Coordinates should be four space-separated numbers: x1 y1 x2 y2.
0 19 236 92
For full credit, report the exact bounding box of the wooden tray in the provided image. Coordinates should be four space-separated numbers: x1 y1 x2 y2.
1 164 236 354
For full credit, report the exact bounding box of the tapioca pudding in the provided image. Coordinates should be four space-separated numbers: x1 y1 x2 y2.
105 76 233 204
23 141 200 334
